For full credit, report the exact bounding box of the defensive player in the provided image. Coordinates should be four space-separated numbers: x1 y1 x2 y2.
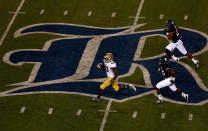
164 19 199 69
92 53 136 102
155 56 189 104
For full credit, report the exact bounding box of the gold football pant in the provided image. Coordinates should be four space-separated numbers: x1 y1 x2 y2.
100 77 119 91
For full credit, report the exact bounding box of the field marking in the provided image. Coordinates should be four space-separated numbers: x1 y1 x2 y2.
184 15 188 20
129 16 145 19
112 12 116 17
1 27 208 105
131 0 145 32
0 0 26 46
188 114 193 120
64 10 68 15
132 111 137 118
161 113 166 119
40 9 45 14
9 11 26 14
20 106 26 113
88 11 92 16
98 110 117 112
160 14 164 19
99 100 112 131
76 109 82 116
48 108 53 115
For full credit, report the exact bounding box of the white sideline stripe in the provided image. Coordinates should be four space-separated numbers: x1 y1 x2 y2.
112 12 116 17
64 10 68 15
48 108 53 115
98 110 117 113
161 113 166 119
131 0 145 32
76 109 82 116
0 0 25 46
9 11 26 14
40 9 45 14
88 11 92 16
99 101 112 131
159 14 164 19
188 114 193 120
132 111 137 118
184 15 188 20
20 106 26 113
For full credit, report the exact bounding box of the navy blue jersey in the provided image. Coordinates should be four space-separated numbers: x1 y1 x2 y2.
164 25 181 43
158 64 175 78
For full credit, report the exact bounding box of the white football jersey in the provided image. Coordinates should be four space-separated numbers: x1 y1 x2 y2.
104 60 116 78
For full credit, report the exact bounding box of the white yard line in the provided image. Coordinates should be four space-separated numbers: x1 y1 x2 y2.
20 106 26 113
132 111 137 118
9 11 26 14
184 15 188 20
76 109 82 116
188 114 193 120
0 0 26 46
88 11 92 16
131 0 145 33
161 113 166 119
48 108 53 115
99 100 112 131
64 10 68 15
40 9 45 14
159 14 164 19
112 12 116 17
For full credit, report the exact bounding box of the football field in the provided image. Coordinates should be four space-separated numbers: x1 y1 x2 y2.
0 0 208 131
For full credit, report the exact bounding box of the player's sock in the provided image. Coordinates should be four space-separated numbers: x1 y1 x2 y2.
171 55 179 62
191 58 198 64
158 94 163 100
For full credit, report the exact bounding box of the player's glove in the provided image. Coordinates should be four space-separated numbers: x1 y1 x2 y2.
170 77 175 84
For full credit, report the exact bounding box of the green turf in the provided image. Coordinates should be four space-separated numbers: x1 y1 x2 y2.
119 67 145 85
140 36 168 58
0 94 108 131
0 0 208 130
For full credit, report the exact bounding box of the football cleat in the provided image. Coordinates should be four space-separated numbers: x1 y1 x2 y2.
92 97 99 102
175 57 179 63
129 84 136 91
155 99 163 104
196 60 199 69
183 94 189 103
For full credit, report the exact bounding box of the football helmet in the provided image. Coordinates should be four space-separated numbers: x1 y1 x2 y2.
159 56 169 65
104 53 113 63
166 19 175 27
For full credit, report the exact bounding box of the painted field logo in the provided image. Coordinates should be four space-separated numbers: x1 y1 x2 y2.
3 23 208 105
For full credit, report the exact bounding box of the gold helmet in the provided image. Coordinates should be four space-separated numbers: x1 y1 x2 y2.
104 53 113 62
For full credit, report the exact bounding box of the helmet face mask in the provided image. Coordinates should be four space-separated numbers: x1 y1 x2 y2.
166 19 175 27
159 56 169 65
104 53 113 63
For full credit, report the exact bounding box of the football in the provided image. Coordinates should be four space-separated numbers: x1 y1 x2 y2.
97 63 104 69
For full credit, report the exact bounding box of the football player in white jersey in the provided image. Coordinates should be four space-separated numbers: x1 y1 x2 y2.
164 19 199 69
92 53 136 102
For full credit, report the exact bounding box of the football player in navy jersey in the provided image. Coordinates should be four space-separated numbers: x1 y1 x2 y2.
164 19 199 69
155 56 188 104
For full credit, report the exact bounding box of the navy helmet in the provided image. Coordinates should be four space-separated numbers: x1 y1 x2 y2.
159 56 169 65
166 19 175 27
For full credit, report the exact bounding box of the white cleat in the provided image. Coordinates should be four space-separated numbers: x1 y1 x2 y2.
176 57 180 63
196 60 199 69
129 84 136 91
184 94 189 103
92 97 99 102
155 99 163 104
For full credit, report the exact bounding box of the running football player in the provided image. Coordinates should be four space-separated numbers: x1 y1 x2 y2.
155 56 189 104
164 19 199 69
92 53 136 102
